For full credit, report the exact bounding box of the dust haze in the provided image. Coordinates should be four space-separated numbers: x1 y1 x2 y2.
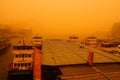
0 0 120 39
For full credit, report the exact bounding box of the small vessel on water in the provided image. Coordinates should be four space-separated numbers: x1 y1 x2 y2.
67 35 79 42
33 36 43 50
7 39 33 80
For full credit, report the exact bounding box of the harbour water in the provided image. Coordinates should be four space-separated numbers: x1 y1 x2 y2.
0 47 13 80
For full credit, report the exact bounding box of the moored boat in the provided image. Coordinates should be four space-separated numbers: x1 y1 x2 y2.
7 39 33 80
33 36 43 50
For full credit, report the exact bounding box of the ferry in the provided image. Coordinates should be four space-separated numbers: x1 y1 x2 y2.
7 39 33 80
84 36 98 47
67 35 79 42
33 36 43 50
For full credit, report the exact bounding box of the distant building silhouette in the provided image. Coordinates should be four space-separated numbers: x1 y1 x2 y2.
111 22 120 42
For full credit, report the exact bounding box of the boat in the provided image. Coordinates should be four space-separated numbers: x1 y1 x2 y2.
67 35 79 42
33 36 43 50
7 39 33 80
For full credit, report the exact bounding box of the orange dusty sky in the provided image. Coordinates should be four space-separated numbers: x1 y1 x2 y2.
0 0 120 38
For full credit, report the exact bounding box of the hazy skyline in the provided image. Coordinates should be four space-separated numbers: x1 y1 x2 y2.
0 0 120 38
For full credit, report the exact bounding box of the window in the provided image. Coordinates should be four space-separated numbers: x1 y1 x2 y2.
22 46 25 49
29 54 32 57
25 63 27 66
22 54 24 58
19 54 21 58
28 63 31 66
15 54 18 58
21 63 24 67
18 63 20 67
14 63 17 67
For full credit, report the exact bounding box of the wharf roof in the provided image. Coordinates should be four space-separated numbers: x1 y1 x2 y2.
42 39 120 66
59 63 120 80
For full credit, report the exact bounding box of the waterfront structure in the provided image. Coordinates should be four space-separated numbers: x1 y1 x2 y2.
8 39 120 80
100 42 120 56
84 36 98 47
41 40 120 80
8 39 33 80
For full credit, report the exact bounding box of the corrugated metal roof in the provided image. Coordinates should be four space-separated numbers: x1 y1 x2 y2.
82 44 120 63
59 64 120 80
42 40 120 66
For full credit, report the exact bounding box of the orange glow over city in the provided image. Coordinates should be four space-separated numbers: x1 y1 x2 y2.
0 0 120 38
